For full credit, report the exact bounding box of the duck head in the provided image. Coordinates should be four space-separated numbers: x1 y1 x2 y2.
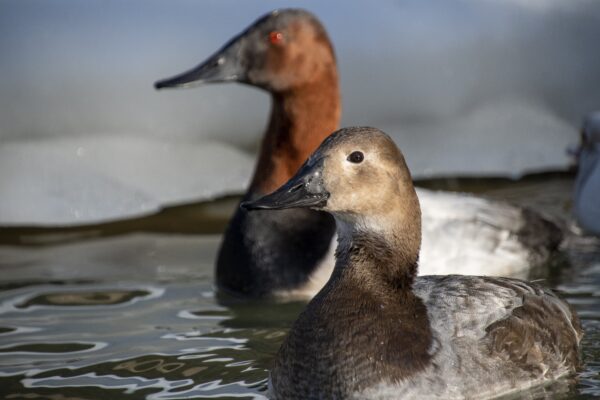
573 112 600 235
242 127 421 234
155 9 336 93
577 112 600 161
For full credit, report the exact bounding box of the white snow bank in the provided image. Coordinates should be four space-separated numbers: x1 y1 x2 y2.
393 99 574 179
0 136 253 226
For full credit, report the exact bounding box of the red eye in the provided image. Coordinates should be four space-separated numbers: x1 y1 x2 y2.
269 31 284 45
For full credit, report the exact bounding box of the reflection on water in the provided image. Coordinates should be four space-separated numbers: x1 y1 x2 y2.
0 175 599 399
17 289 154 308
0 281 275 399
0 342 101 354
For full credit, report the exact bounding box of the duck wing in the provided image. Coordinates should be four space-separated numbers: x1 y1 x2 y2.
403 275 583 399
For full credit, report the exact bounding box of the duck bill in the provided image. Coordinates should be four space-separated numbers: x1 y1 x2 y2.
154 35 245 89
241 159 329 211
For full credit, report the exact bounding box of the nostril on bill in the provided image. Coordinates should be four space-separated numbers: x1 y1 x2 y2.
289 183 304 193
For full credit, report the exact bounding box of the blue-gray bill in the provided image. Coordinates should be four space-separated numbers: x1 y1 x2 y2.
154 33 246 89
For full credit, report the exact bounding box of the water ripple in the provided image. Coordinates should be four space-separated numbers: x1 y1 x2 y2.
0 285 164 314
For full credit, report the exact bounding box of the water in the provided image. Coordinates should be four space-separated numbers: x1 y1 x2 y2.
0 174 599 399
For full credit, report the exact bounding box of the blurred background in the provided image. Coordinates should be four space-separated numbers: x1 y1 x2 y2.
1 0 600 226
1 2 600 399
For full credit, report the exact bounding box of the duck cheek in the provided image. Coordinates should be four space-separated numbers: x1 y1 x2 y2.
255 51 295 91
320 175 344 212
322 194 354 215
319 192 351 214
246 67 272 89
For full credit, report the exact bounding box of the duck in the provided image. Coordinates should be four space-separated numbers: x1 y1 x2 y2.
155 9 562 298
242 126 583 400
573 112 600 236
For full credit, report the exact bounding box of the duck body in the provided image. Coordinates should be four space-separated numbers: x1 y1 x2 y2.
156 9 562 299
573 112 600 236
419 189 561 277
216 191 335 297
273 274 581 400
242 127 582 400
217 187 559 297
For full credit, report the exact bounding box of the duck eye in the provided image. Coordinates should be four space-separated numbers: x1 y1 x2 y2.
347 151 364 164
269 31 284 45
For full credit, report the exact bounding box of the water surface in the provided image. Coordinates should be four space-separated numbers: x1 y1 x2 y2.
0 174 599 399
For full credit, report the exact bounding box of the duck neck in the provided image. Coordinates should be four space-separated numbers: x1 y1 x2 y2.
250 70 341 194
332 207 422 296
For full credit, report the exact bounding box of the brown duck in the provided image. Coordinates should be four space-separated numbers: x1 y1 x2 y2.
243 126 582 399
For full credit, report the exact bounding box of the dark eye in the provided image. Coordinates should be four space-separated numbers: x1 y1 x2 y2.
347 151 364 164
269 31 284 45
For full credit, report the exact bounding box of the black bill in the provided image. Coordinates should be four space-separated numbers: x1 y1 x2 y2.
241 158 329 210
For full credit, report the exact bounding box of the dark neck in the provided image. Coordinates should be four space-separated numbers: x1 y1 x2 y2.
331 211 422 296
250 70 341 193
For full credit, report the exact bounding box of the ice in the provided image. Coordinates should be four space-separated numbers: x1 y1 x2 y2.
390 99 574 179
0 136 253 226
